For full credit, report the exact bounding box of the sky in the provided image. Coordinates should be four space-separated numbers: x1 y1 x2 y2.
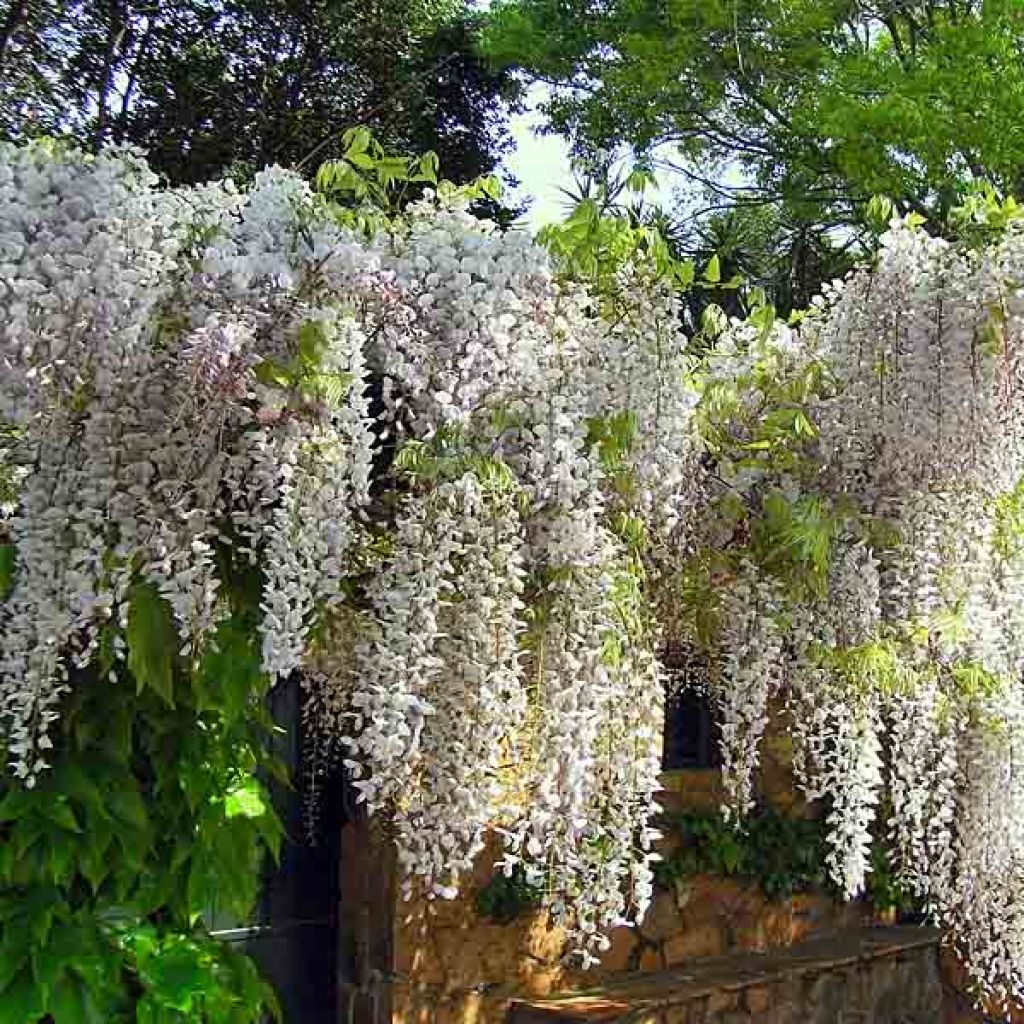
503 86 576 229
475 0 686 230
502 84 684 231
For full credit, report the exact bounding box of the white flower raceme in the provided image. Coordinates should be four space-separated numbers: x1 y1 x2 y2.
945 691 1024 1010
886 680 961 909
0 144 685 966
705 219 1024 1005
715 562 786 817
13 142 1024 1004
0 145 375 777
344 474 527 896
497 497 663 965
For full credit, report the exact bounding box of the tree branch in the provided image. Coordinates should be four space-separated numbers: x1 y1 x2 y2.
0 0 28 72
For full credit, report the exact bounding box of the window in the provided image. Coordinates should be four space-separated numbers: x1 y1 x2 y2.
214 674 354 1024
661 640 720 771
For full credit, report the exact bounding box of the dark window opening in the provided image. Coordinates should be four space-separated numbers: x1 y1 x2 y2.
661 640 720 771
662 685 721 770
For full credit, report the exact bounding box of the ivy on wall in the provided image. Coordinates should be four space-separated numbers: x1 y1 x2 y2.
0 554 284 1022
475 806 919 926
655 808 918 915
474 866 543 925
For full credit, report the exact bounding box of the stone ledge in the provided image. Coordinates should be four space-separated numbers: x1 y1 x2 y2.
506 926 941 1024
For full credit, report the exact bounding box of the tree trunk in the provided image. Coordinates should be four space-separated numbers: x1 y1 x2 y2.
93 1 129 149
0 0 29 71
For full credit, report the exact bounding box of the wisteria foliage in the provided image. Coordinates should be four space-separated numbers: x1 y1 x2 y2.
6 143 1024 1003
696 222 1024 1010
0 143 679 969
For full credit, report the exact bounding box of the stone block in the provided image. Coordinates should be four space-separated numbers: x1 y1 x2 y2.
663 1004 695 1024
742 985 772 1014
663 924 726 965
707 989 737 1013
517 966 563 998
598 924 641 974
805 971 844 1023
523 914 568 964
640 888 686 943
639 943 666 973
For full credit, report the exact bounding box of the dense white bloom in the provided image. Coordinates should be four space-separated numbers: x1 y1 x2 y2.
13 142 1024 1002
0 144 683 963
0 145 375 774
343 474 528 895
707 219 1024 1004
715 562 785 817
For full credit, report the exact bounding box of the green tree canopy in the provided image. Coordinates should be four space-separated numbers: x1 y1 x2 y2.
484 0 1024 305
0 0 518 185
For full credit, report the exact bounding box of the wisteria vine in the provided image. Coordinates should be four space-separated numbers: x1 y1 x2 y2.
6 140 1024 1007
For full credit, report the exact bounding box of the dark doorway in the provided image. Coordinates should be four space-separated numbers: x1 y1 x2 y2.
661 641 720 771
214 674 353 1024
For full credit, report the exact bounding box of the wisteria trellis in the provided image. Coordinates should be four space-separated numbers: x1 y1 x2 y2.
4 143 1024 1006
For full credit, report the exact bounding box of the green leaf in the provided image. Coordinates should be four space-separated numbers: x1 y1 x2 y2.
106 785 149 832
252 359 294 390
865 195 895 232
80 840 111 893
42 800 81 833
625 168 654 193
197 615 268 719
703 254 721 284
347 151 378 170
748 303 776 338
479 174 502 200
420 151 440 184
126 581 177 706
0 944 27 994
298 321 329 368
0 787 34 823
0 971 43 1024
675 260 695 288
301 371 353 407
342 126 372 157
224 780 267 820
48 976 95 1024
145 945 205 1012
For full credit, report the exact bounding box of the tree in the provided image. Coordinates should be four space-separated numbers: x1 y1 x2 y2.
483 0 1024 306
0 0 518 185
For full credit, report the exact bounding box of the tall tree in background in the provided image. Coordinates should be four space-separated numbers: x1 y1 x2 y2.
484 0 1024 309
0 0 518 185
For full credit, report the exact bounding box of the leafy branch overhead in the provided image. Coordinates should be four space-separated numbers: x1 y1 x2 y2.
484 0 1024 307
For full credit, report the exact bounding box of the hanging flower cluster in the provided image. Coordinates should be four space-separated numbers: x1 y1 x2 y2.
11 138 1024 1003
0 147 376 785
316 200 682 961
0 143 690 964
695 218 1024 1009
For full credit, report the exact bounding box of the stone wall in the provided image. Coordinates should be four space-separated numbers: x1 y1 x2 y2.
506 928 943 1024
336 720 935 1024
387 855 864 1024
337 732 873 1024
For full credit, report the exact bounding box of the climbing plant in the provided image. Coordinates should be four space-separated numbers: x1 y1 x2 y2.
654 808 915 913
655 809 829 903
686 211 1024 1012
5 135 1024 1017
